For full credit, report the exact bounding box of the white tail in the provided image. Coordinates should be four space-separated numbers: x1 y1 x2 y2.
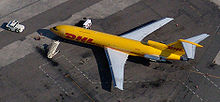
180 34 210 59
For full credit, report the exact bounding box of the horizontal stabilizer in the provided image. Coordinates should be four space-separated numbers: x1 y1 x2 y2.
180 34 209 59
144 54 166 62
179 39 203 47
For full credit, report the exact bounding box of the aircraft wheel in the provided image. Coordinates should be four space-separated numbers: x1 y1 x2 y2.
15 29 19 33
7 28 11 31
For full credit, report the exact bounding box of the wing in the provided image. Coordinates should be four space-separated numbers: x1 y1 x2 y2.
104 47 128 90
121 18 174 41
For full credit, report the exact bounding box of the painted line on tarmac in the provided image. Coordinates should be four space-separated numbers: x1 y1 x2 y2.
0 0 40 19
37 55 69 95
192 66 220 91
38 55 95 101
179 80 207 102
61 54 156 84
0 0 69 32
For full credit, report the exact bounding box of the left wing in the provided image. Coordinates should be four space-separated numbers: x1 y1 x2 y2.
121 18 174 41
104 47 128 90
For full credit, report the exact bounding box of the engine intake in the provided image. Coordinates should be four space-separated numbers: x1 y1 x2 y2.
180 56 189 61
144 40 167 50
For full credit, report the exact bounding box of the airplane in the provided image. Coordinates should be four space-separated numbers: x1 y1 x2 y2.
50 18 209 90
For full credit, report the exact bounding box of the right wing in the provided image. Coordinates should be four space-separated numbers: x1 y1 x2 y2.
103 18 173 90
104 47 128 90
121 18 174 41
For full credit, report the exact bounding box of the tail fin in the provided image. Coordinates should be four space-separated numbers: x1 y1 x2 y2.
180 34 209 59
167 34 209 59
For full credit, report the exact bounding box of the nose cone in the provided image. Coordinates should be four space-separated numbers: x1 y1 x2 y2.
50 25 71 36
50 26 58 33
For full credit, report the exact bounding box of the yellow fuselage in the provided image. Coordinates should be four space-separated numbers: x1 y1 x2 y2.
50 25 184 60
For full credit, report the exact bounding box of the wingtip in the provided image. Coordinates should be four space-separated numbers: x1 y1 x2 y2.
203 33 210 37
198 33 210 40
115 86 124 90
165 17 174 21
115 82 124 90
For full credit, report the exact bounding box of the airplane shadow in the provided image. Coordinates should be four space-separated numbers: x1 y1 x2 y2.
128 56 151 66
74 20 86 27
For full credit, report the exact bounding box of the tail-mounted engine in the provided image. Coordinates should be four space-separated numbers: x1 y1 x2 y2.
143 40 167 50
144 54 166 62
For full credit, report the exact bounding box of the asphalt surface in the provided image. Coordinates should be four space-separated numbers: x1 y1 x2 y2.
0 0 220 102
0 0 100 49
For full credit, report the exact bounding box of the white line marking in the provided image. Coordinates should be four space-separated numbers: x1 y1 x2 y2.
192 66 220 91
180 80 207 102
0 0 69 32
38 55 69 95
61 54 154 85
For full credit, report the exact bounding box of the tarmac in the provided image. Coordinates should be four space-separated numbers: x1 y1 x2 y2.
0 0 220 102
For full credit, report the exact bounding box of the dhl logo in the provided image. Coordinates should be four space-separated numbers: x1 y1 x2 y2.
65 33 93 43
167 46 183 51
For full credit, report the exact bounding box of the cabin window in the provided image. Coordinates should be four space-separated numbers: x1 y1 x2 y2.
53 27 58 31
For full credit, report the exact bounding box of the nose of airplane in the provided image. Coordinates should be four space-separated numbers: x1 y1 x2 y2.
50 26 58 33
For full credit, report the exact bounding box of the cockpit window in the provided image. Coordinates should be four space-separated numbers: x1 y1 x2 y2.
53 27 58 31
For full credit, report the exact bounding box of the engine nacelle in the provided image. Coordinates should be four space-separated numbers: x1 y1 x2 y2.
180 56 189 61
144 54 166 62
144 40 167 50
